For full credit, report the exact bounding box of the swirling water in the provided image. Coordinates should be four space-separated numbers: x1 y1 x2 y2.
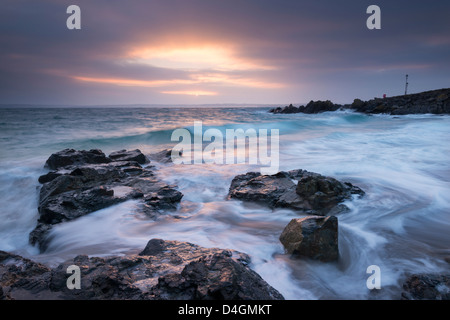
0 106 449 299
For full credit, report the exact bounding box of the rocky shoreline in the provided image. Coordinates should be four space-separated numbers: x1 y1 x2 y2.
270 88 450 115
1 148 449 300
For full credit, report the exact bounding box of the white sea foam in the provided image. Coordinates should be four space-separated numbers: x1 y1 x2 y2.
0 107 449 299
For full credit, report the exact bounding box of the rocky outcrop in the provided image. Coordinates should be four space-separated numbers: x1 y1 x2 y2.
269 88 450 115
401 274 450 300
270 104 301 114
279 216 339 262
30 149 183 252
228 170 364 215
0 239 284 300
350 88 450 115
269 100 342 114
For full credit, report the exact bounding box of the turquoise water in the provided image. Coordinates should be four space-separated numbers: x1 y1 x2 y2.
0 107 449 299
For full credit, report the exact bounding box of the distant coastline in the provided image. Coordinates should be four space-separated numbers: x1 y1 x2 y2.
270 88 450 115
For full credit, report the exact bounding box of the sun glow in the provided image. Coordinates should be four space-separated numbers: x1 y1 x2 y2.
71 44 283 94
126 45 275 71
161 90 218 96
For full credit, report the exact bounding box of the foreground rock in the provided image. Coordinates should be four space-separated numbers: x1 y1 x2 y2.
0 239 284 300
228 170 364 215
270 100 343 114
401 274 450 300
350 88 450 115
31 149 183 251
279 216 339 262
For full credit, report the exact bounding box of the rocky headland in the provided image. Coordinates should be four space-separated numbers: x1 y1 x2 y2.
270 88 450 115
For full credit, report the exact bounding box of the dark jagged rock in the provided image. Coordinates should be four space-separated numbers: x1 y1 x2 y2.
31 149 183 252
401 274 450 300
279 216 339 262
228 170 364 215
350 88 450 115
38 171 63 184
108 149 149 164
0 251 53 300
269 100 342 114
269 104 300 114
44 149 111 170
0 239 284 300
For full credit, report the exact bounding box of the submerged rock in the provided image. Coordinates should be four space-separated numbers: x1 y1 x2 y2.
279 216 339 262
0 239 284 300
228 170 364 215
401 274 450 300
31 149 183 252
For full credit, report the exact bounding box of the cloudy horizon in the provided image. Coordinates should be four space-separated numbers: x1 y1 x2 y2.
1 0 449 106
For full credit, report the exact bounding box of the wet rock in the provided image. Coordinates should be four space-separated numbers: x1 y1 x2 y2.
279 216 339 262
44 149 111 170
143 185 184 211
294 170 364 213
401 274 450 300
108 149 149 164
153 252 283 300
31 149 183 252
38 171 63 184
0 240 284 300
228 170 363 215
0 251 53 300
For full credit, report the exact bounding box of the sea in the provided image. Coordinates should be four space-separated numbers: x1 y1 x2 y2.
0 106 449 299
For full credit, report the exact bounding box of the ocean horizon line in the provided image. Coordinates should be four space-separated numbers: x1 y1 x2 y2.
0 103 294 109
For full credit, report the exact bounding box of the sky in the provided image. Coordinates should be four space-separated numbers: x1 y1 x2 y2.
0 0 449 106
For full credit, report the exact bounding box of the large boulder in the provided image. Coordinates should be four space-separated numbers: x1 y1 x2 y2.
228 170 364 215
0 239 284 300
401 274 450 300
31 149 183 252
279 216 339 262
